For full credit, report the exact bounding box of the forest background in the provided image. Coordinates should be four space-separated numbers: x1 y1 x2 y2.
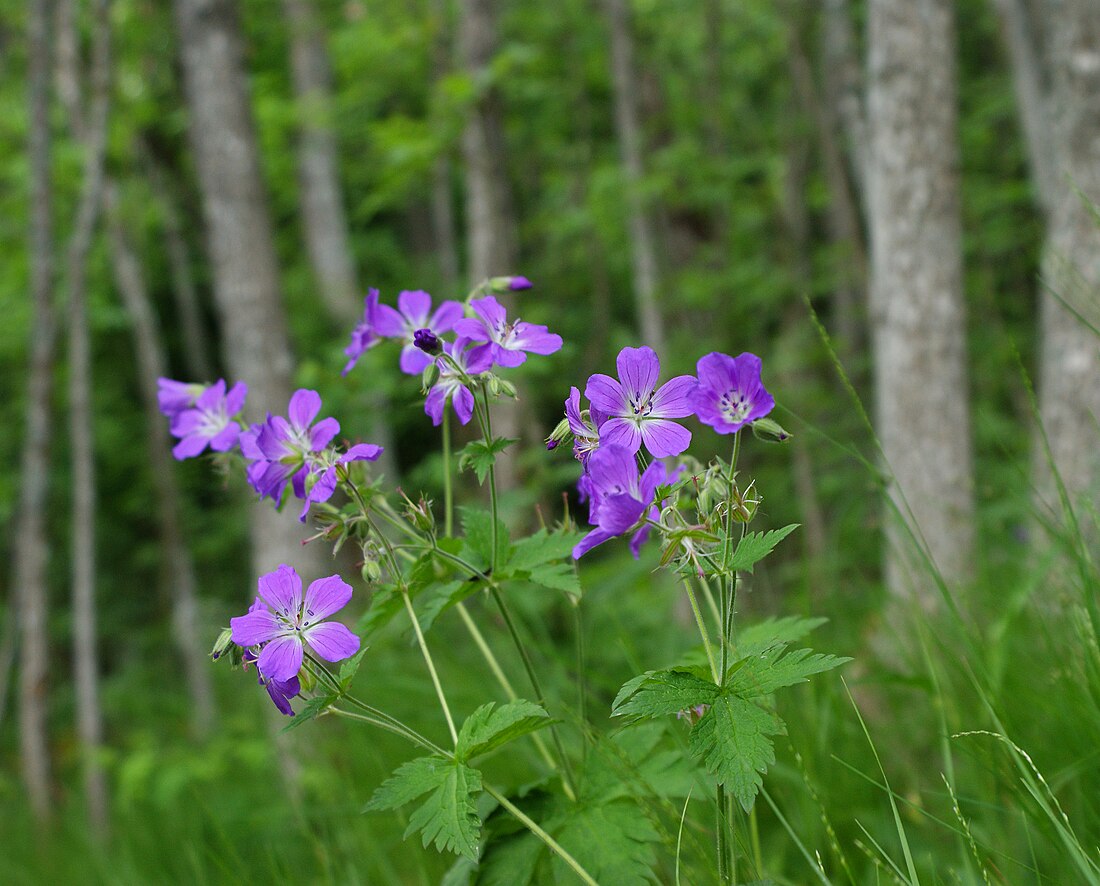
2 0 1099 882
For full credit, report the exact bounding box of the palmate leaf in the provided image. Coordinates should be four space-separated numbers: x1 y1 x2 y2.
547 799 661 886
507 528 585 571
611 668 719 723
688 694 784 811
722 523 799 574
456 700 552 761
280 691 337 732
725 643 852 698
735 615 828 656
460 507 512 571
525 562 581 595
365 755 483 860
458 436 517 484
415 580 473 633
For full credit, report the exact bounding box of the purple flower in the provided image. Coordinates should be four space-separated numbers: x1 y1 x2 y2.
243 647 301 716
248 389 341 505
230 565 360 681
572 444 667 559
489 275 533 292
425 337 493 426
629 463 684 558
157 378 207 419
343 288 383 376
373 290 464 375
168 379 248 460
692 352 775 434
565 386 605 466
413 328 443 356
453 296 563 368
296 442 384 522
585 346 696 458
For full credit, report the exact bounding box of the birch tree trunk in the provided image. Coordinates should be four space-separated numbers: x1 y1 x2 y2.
104 180 217 737
606 0 665 357
430 0 460 294
65 0 112 837
16 0 57 824
1032 0 1100 523
866 0 975 608
173 0 323 578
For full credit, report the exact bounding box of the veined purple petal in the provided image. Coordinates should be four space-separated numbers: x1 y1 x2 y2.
264 674 300 716
425 386 447 426
510 324 562 355
453 386 475 424
342 443 383 463
309 416 340 450
398 289 433 324
288 390 322 431
230 608 282 646
453 317 490 342
258 565 303 617
639 419 692 458
373 302 407 338
257 634 304 681
470 296 507 332
598 417 642 454
492 345 528 368
616 347 660 399
304 621 360 662
429 300 464 332
585 374 626 416
696 352 737 392
303 575 353 622
573 527 616 559
650 376 697 419
586 444 640 497
599 493 648 534
400 344 432 375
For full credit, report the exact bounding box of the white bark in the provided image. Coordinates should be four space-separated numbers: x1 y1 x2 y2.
1032 0 1100 520
17 0 57 824
867 0 975 605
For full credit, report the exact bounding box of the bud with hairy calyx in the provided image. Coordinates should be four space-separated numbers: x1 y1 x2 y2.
751 417 791 443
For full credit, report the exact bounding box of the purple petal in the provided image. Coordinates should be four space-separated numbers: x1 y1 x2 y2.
598 493 647 534
342 443 383 463
511 324 562 355
309 416 340 450
225 381 248 415
598 417 642 453
696 352 738 393
304 621 360 662
258 565 303 616
566 387 584 431
373 302 407 338
470 296 507 331
453 318 489 342
196 379 227 411
615 347 660 399
303 574 353 621
230 608 282 646
651 375 697 419
429 300 464 333
641 461 670 501
585 374 626 416
288 390 322 431
172 434 210 460
629 524 653 559
257 634 304 681
400 344 432 375
170 410 204 438
509 276 532 291
453 386 475 425
425 386 446 426
264 674 300 716
397 289 433 325
209 424 240 452
586 443 640 497
573 528 615 559
639 419 692 458
492 345 527 368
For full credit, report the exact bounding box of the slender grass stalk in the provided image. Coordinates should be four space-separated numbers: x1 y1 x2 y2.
682 577 719 683
442 408 454 538
401 589 458 745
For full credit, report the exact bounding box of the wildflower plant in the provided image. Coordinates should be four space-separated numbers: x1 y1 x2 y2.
169 280 848 883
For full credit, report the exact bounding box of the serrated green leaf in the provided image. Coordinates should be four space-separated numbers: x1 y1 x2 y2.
725 644 851 697
365 755 484 860
456 700 552 761
724 524 799 574
338 649 368 691
280 692 337 732
548 799 660 886
611 668 719 723
507 528 584 571
415 580 472 633
526 562 581 595
734 615 828 656
459 507 511 570
688 694 784 811
356 583 404 637
457 436 517 484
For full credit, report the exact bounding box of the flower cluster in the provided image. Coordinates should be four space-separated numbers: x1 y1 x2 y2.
159 378 248 460
230 565 360 715
560 347 777 559
343 282 563 427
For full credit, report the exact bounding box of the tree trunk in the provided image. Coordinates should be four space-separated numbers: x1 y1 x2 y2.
65 0 112 838
172 0 323 579
866 0 975 608
458 0 522 492
1032 0 1100 522
16 0 57 825
430 0 460 295
605 0 665 357
822 0 867 200
104 179 218 737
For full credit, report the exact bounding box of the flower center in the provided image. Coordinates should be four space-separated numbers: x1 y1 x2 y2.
627 394 654 419
718 389 751 424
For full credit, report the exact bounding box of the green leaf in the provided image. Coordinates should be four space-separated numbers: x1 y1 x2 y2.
459 507 511 571
547 799 661 886
734 615 827 656
724 524 799 574
507 527 584 571
356 583 404 637
457 436 517 484
456 700 552 761
280 692 337 732
338 649 368 691
365 755 484 860
725 644 851 698
414 580 472 634
611 668 719 723
688 695 784 811
525 562 581 596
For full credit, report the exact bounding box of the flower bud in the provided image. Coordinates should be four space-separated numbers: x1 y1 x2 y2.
751 417 791 443
546 440 559 451
361 558 382 584
403 493 436 533
210 627 234 661
488 275 532 293
413 327 443 356
496 379 518 400
545 416 572 452
298 666 316 694
421 363 440 394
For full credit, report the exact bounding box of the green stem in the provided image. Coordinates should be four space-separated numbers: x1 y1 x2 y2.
717 783 729 883
719 433 742 680
330 707 446 756
402 589 458 745
697 572 723 633
478 387 500 572
683 577 720 683
483 784 600 886
442 408 454 538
